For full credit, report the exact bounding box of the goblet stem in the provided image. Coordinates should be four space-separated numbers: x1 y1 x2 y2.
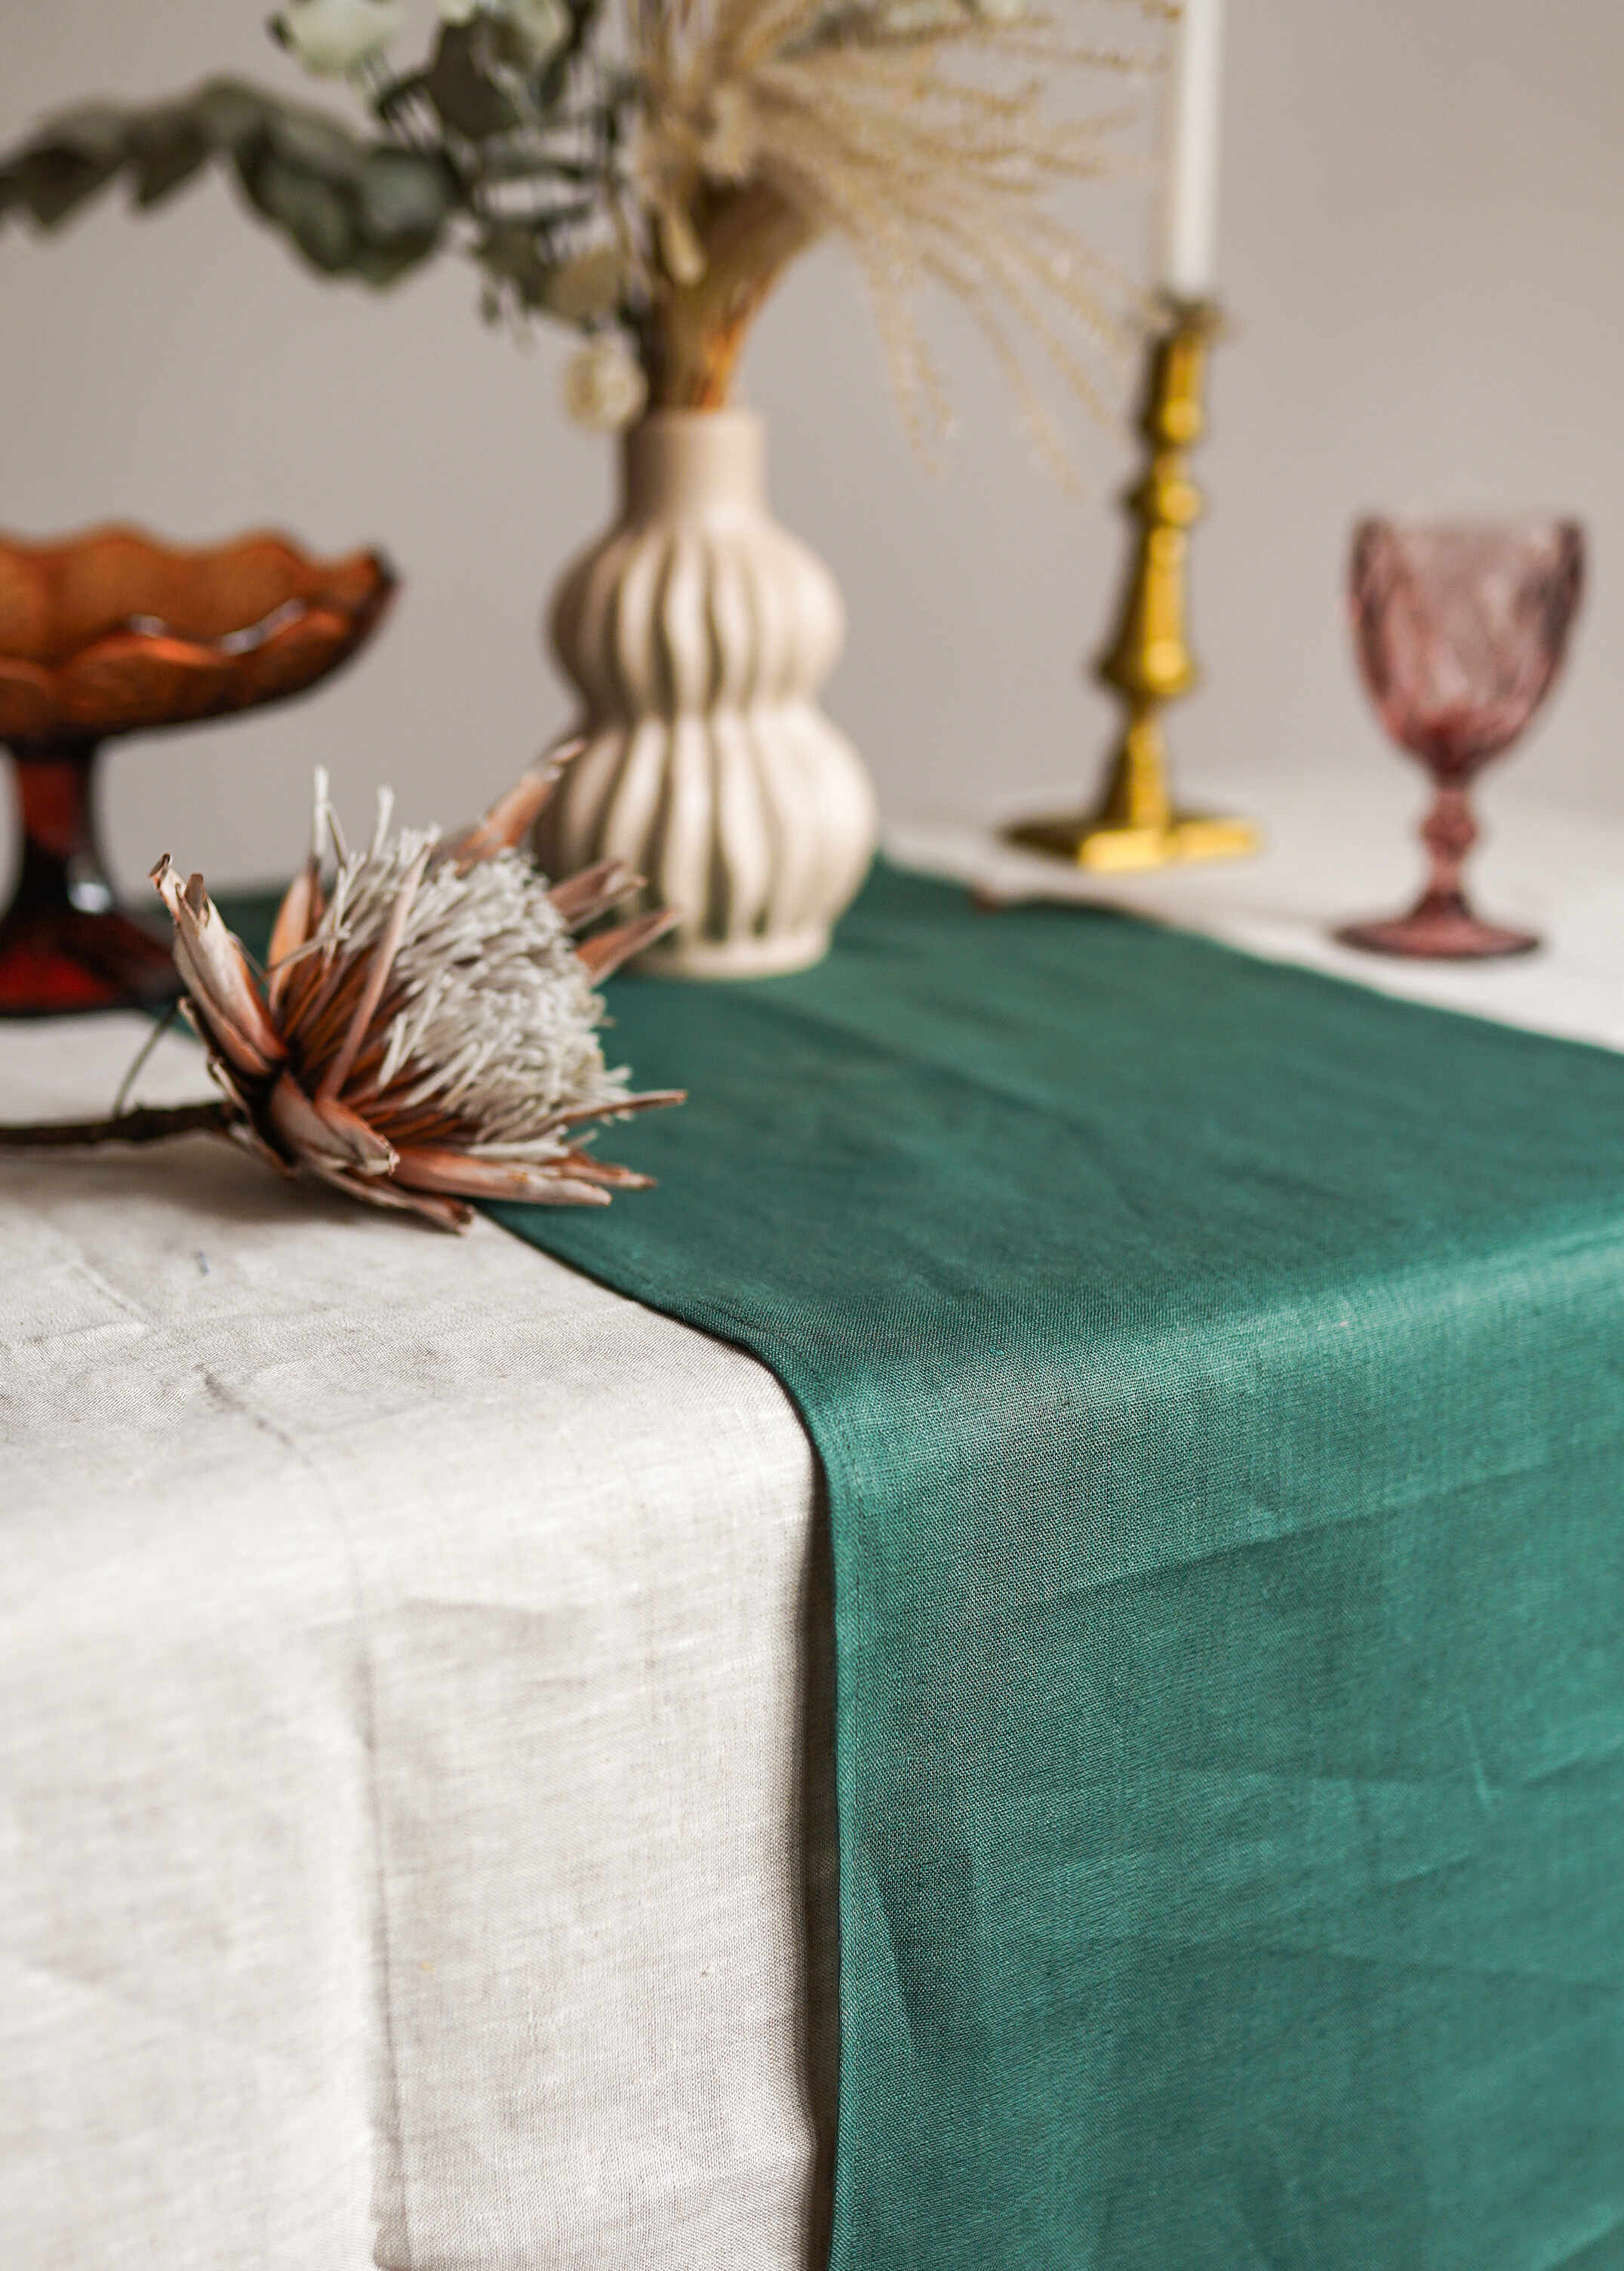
1416 780 1478 922
1336 771 1539 960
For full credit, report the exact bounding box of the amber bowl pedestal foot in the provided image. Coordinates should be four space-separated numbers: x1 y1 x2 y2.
0 743 179 1016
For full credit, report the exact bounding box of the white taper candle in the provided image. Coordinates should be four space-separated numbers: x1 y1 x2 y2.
1159 0 1225 302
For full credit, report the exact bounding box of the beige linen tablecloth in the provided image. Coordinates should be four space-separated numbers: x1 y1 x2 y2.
0 1014 835 2271
5 778 1622 2269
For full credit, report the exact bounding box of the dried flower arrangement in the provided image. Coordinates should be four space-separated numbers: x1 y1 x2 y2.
0 753 683 1232
0 1 1161 457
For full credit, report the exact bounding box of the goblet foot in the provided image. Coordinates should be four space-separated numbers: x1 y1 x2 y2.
0 904 182 1017
1336 895 1539 962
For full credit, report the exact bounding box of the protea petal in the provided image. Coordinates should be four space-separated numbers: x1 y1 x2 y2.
266 856 324 1012
267 1070 398 1175
577 908 680 978
309 1162 473 1233
391 1148 614 1207
550 1149 656 1189
152 856 285 1075
438 739 583 870
207 1058 291 1174
313 1094 398 1174
316 841 431 1103
152 871 268 1071
547 857 641 928
537 1089 687 1136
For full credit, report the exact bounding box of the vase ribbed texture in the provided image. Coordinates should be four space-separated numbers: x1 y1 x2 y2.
537 411 878 977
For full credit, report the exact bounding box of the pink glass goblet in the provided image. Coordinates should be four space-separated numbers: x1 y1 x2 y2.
1336 516 1584 959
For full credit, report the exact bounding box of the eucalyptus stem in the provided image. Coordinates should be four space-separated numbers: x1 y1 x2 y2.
0 1101 231 1150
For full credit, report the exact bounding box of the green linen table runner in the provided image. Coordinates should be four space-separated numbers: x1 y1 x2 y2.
502 865 1624 2271
235 861 1624 2267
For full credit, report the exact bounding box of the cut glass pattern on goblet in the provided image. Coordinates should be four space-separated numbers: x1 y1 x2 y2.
1336 517 1584 960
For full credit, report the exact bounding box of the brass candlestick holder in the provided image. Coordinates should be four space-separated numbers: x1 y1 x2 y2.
1007 298 1259 873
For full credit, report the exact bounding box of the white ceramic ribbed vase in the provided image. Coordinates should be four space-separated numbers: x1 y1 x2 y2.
535 410 878 977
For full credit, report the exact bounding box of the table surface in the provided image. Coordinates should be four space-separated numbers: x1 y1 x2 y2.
5 777 1623 2271
890 772 1624 1051
0 1010 827 2271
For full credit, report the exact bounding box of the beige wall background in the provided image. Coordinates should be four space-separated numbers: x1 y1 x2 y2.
3 0 1622 894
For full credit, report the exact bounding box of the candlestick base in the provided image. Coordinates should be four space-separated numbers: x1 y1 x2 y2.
1006 808 1260 874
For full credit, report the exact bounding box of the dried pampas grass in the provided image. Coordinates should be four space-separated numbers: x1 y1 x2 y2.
632 0 1169 468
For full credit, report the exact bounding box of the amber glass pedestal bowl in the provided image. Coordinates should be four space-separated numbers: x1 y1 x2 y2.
0 526 395 1016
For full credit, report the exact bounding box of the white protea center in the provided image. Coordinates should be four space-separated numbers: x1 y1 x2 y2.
320 799 628 1156
149 754 681 1232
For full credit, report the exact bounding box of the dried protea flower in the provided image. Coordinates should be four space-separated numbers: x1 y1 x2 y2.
0 752 683 1232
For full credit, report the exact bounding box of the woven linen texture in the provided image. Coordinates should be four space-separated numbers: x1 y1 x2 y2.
515 863 1624 2271
0 1008 826 2271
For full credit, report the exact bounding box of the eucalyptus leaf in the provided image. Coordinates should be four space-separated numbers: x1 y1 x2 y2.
534 55 572 109
423 24 521 141
475 143 603 185
0 42 626 307
190 78 272 153
355 147 457 245
348 236 438 287
0 74 471 289
371 70 431 128
475 141 577 182
263 103 368 187
128 112 212 208
8 103 128 226
30 103 128 168
537 0 598 101
475 217 553 306
12 144 125 229
238 149 356 272
481 7 564 77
